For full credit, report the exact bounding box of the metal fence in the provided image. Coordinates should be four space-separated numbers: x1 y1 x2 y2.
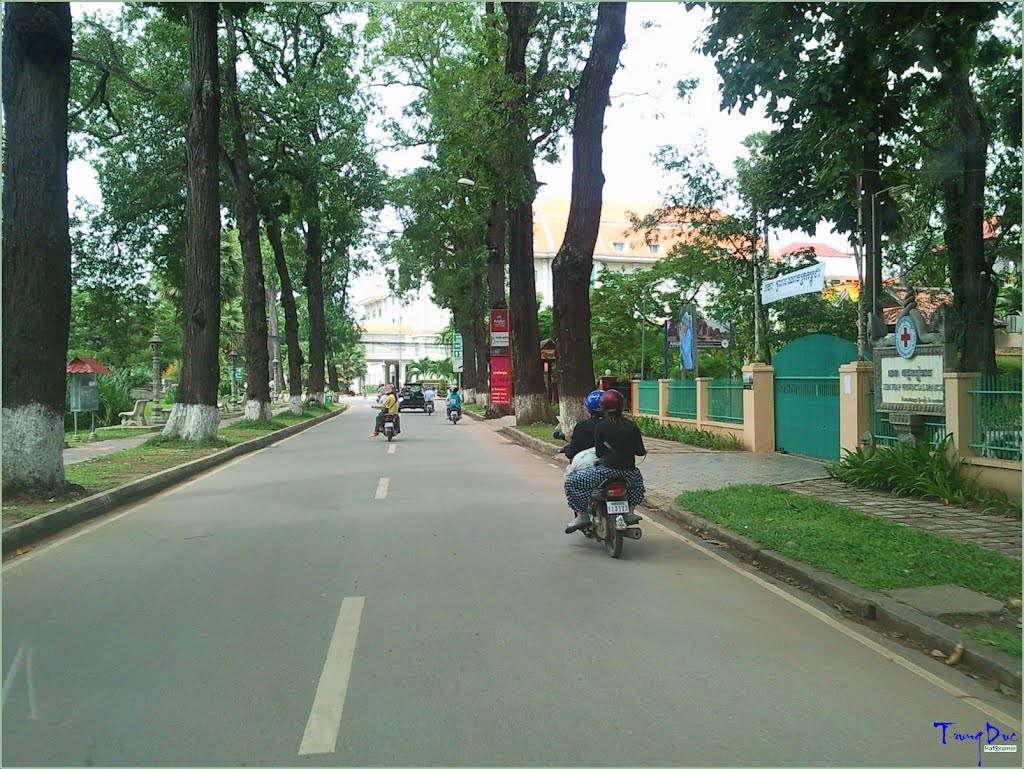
868 384 947 449
707 378 744 424
970 373 1023 461
637 380 660 415
667 380 696 419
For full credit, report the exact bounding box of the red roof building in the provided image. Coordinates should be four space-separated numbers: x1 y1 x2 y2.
66 357 112 375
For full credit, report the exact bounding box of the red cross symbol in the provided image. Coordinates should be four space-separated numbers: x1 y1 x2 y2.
900 326 913 346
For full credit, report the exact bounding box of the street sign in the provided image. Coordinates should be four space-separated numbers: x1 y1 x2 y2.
453 358 464 373
490 309 510 353
452 332 463 359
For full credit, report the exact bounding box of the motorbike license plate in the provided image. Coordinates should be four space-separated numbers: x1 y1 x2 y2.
607 500 629 516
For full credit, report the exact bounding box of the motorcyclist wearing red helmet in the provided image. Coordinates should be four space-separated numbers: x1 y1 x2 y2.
563 388 647 533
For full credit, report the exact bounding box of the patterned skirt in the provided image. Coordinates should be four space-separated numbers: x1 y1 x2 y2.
564 464 645 513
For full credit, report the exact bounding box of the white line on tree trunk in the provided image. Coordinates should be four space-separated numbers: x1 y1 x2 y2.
298 597 365 755
374 478 390 499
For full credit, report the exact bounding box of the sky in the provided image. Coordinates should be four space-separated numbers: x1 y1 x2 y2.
67 1 853 298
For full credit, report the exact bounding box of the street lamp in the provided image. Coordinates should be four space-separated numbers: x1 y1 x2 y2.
457 177 476 187
149 332 163 424
871 183 911 319
271 357 280 400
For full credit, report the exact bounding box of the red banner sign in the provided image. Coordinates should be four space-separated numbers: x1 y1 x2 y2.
490 355 511 406
490 309 510 353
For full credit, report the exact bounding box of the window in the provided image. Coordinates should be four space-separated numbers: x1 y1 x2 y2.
648 244 660 254
612 242 625 252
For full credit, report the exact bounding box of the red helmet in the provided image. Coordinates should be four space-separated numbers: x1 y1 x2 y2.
599 389 624 414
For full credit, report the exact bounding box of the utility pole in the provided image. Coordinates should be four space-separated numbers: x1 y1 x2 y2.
751 202 764 363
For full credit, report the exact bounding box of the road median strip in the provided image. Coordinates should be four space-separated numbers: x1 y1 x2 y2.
3 406 346 555
501 424 1022 692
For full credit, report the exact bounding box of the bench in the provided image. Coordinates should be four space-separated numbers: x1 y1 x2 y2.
118 399 149 426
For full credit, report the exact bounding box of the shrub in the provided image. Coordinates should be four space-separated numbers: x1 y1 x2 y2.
827 435 980 506
633 415 743 450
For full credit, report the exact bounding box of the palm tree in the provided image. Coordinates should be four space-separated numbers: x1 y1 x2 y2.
405 356 437 381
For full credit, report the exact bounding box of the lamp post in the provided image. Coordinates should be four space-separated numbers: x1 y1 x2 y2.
149 332 163 424
870 184 910 319
229 348 238 407
271 357 280 401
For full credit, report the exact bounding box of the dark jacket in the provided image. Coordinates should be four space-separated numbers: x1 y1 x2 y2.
564 415 602 461
595 418 647 470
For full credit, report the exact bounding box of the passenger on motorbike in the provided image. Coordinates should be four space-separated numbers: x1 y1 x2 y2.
562 389 605 461
371 384 401 437
446 387 463 419
423 385 437 409
563 389 647 532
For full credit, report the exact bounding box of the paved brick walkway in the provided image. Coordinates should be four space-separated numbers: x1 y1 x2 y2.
781 478 1022 560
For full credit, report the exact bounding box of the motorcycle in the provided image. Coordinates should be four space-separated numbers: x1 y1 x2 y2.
447 406 461 424
425 401 434 416
382 413 400 442
554 429 643 559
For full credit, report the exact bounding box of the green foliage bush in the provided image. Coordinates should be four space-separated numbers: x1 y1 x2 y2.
633 415 743 450
826 436 1004 510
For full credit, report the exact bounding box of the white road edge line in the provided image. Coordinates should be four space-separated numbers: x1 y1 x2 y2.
3 412 342 572
374 477 390 500
298 597 365 756
641 515 1021 731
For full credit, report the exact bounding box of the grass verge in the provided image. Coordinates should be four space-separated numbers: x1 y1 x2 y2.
676 484 1021 656
3 407 339 525
65 427 157 444
965 624 1022 658
464 402 485 415
513 424 563 446
677 484 1020 600
634 415 743 450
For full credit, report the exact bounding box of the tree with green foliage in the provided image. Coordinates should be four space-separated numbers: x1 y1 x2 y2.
551 2 627 431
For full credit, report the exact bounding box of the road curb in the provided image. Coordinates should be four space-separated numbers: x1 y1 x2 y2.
464 408 486 421
3 407 347 556
501 426 1022 692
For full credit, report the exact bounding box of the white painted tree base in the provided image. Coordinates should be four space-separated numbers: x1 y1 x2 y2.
308 392 325 407
2 404 66 493
513 393 553 426
244 399 273 421
462 388 477 404
161 403 220 442
289 396 304 415
557 395 588 436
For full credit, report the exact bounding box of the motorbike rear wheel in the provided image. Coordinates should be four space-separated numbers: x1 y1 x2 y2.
597 509 623 558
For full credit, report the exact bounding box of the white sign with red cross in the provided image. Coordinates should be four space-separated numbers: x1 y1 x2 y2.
895 316 917 360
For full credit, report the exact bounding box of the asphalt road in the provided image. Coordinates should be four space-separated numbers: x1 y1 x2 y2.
3 399 1020 766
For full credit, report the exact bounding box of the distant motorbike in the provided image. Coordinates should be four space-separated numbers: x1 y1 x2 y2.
554 429 643 558
425 400 434 415
447 406 461 424
382 414 400 442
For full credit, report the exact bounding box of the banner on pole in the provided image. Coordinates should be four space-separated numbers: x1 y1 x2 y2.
490 355 511 405
490 310 509 354
761 263 825 304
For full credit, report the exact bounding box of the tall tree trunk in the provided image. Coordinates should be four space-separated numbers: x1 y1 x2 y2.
265 275 285 396
327 359 340 394
224 9 271 421
1 2 73 494
860 134 881 318
302 205 327 405
552 2 626 433
503 1 552 425
944 66 996 374
487 201 507 309
164 3 221 442
266 216 304 414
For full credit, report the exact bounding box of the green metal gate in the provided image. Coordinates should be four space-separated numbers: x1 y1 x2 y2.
774 334 858 461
